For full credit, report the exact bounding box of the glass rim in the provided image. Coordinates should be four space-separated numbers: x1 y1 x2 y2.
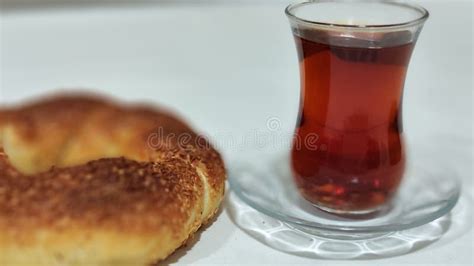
285 0 429 30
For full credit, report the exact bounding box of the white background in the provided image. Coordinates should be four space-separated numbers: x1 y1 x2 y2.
1 0 472 265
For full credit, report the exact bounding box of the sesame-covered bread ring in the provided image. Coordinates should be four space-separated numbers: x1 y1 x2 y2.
0 94 226 265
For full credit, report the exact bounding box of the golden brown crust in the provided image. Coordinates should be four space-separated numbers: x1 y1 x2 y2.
0 156 200 233
0 94 226 265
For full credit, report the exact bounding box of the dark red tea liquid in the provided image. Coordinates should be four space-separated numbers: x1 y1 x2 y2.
291 32 415 213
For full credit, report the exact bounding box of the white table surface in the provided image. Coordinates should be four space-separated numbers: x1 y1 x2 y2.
1 0 472 265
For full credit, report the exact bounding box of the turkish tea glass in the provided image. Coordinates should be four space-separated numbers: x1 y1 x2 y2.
286 0 429 215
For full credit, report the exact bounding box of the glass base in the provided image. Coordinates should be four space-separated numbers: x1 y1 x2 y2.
311 202 389 217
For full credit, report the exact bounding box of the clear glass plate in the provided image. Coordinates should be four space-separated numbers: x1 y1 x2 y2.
226 190 470 259
228 152 461 240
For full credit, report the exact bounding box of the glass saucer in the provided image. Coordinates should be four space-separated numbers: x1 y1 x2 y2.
226 190 470 259
228 153 461 240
